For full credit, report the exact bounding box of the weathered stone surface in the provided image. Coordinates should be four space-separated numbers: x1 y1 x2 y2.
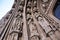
42 0 49 2
0 0 60 40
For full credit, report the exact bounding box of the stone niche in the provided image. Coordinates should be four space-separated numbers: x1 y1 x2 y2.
12 3 16 8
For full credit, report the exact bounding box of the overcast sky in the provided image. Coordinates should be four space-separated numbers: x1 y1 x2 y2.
0 0 14 19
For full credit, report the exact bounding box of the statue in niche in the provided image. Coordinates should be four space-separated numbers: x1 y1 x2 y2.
29 21 40 40
7 15 23 40
9 14 23 37
38 16 52 34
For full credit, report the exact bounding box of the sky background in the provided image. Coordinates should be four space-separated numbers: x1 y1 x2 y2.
0 0 14 19
54 1 60 20
55 5 60 20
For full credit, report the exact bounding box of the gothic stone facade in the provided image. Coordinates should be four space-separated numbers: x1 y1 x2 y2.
0 0 60 40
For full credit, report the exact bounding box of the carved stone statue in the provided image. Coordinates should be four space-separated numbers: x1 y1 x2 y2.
0 0 60 40
38 16 52 33
29 22 40 40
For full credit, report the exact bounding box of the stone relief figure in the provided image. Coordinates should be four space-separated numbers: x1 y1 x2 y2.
6 17 17 40
10 19 22 35
37 16 58 40
7 14 23 40
38 16 44 22
29 22 40 40
10 14 23 35
38 16 52 33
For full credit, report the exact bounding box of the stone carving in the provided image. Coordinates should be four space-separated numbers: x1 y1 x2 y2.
40 0 52 13
33 7 38 12
27 8 31 13
20 0 25 6
44 14 60 31
31 36 40 40
33 1 37 7
38 16 52 33
48 31 58 40
27 1 31 8
29 22 40 40
27 14 32 21
8 14 23 40
26 1 40 40
18 0 25 12
0 0 60 40
18 5 23 12
42 0 49 3
26 1 32 21
12 14 23 32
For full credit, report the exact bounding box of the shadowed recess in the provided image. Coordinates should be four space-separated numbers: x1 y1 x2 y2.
54 0 60 20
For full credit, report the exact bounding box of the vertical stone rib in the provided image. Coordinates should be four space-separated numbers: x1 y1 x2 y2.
22 0 28 40
0 12 14 40
3 10 16 40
